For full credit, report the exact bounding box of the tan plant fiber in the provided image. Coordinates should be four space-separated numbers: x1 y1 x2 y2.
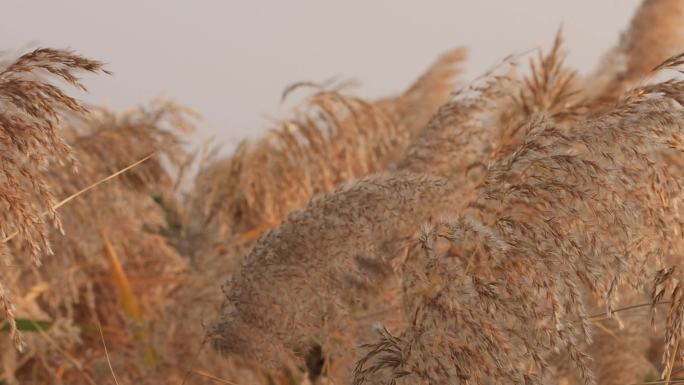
353 67 684 385
588 0 684 106
0 48 107 350
183 49 466 262
576 1 684 381
210 38 585 384
9 1 684 384
1 99 196 384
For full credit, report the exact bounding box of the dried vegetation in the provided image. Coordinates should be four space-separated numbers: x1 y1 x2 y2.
4 1 684 385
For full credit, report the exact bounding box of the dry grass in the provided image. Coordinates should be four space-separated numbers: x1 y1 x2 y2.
5 1 684 385
1 96 196 384
212 32 596 385
183 48 465 262
588 0 684 107
354 74 684 384
0 48 108 351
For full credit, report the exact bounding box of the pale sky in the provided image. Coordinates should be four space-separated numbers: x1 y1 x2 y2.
1 1 641 149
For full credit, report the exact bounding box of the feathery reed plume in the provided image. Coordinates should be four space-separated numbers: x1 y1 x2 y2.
514 31 581 121
2 99 195 384
0 48 107 349
8 3 684 383
398 31 583 180
353 64 684 385
551 312 659 385
588 0 684 106
585 2 684 376
211 37 590 384
0 48 108 261
183 49 466 261
211 172 458 380
395 55 517 178
375 48 468 145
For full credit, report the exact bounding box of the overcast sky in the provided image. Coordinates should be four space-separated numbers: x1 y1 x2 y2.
1 1 641 149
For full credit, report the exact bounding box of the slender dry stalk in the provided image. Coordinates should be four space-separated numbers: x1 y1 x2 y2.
0 282 20 349
98 323 121 385
551 300 659 385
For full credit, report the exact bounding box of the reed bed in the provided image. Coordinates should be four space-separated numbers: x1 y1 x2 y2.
4 1 684 384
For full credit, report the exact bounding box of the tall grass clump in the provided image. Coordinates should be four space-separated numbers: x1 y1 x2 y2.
1 99 197 384
0 48 107 350
183 49 466 262
7 1 684 384
210 36 589 384
353 60 684 385
589 0 684 106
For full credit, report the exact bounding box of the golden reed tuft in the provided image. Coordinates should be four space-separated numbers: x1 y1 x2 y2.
4 1 684 384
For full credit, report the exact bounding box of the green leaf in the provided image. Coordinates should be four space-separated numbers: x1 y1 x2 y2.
1 318 52 332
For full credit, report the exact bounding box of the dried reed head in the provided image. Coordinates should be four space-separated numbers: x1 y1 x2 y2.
2 99 196 384
9 2 684 384
183 49 466 262
211 172 457 382
0 48 107 350
588 0 684 107
354 64 684 385
211 36 592 385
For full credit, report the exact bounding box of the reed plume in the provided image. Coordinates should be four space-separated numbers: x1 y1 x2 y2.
588 0 684 106
183 49 466 262
1 99 195 384
0 48 107 350
354 63 684 385
211 38 583 384
7 2 684 384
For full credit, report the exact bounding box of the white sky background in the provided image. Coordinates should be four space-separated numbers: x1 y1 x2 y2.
1 1 641 150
